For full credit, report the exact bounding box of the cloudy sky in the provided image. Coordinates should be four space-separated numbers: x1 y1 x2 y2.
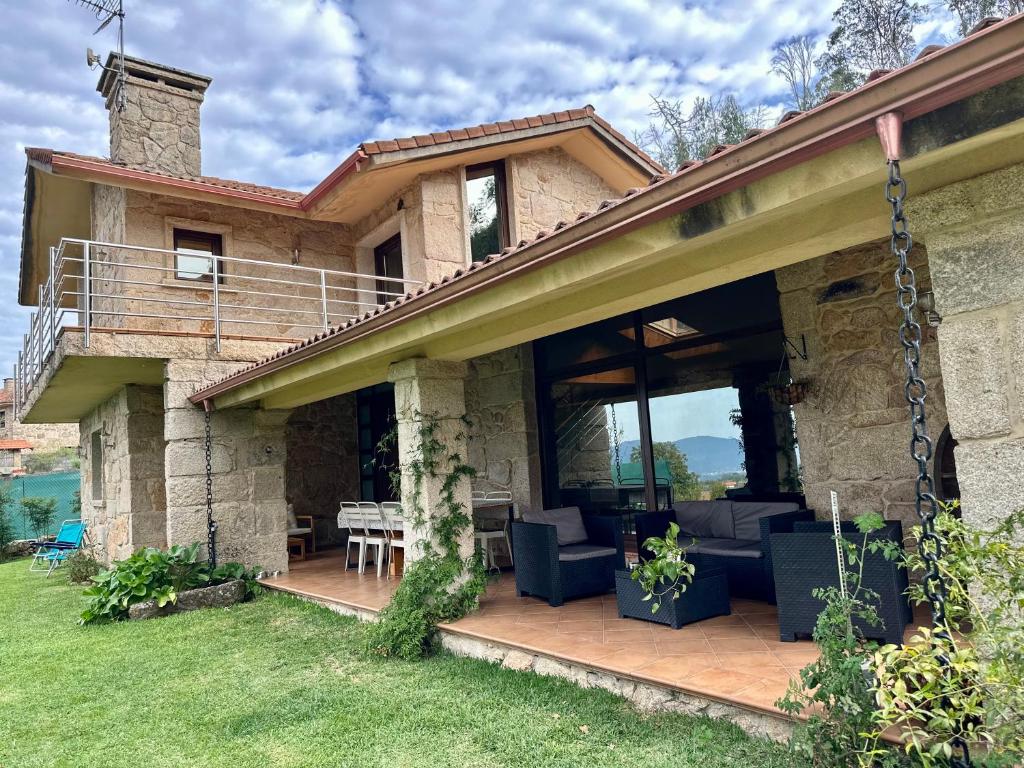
0 0 960 382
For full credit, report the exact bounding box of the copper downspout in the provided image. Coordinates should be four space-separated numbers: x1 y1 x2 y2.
875 112 905 162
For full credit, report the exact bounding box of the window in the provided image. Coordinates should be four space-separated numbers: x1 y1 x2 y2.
173 228 224 282
0 409 6 431
373 234 404 305
91 430 104 501
466 161 509 262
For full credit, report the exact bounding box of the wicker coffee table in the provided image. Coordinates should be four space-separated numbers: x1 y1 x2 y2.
615 567 730 629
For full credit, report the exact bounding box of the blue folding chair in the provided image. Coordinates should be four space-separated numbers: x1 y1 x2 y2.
29 519 87 577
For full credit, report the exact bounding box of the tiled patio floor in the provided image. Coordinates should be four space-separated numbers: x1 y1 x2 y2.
261 550 923 719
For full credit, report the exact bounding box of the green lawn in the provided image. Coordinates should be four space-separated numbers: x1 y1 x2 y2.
0 559 798 768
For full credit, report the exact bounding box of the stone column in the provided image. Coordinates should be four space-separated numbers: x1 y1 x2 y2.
163 359 290 573
911 163 1024 531
388 358 473 563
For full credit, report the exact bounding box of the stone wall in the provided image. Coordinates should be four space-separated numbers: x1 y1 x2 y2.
0 381 78 449
164 359 289 574
465 345 543 514
508 147 618 240
911 162 1024 532
777 239 948 526
285 394 360 546
79 385 166 562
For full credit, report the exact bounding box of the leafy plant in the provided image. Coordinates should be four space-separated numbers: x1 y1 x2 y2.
0 485 14 558
776 512 908 767
63 548 102 584
80 542 260 624
364 410 486 659
631 522 695 613
22 496 58 538
862 503 1024 766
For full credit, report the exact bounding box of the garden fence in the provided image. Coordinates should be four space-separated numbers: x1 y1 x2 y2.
1 471 82 540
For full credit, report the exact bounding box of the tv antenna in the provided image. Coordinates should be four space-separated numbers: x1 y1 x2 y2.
71 0 127 112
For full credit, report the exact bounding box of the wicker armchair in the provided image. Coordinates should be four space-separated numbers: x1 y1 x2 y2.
512 509 625 607
770 520 913 644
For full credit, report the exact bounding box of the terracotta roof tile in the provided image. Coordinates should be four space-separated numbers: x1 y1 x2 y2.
28 148 305 202
0 439 33 451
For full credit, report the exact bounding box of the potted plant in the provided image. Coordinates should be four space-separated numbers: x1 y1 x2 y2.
615 522 730 629
769 380 810 406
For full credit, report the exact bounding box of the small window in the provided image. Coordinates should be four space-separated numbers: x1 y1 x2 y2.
466 161 509 262
0 409 7 431
173 228 224 282
91 430 104 501
373 234 404 305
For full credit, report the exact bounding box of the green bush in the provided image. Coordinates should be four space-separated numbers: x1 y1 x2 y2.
21 497 58 538
80 543 261 624
63 549 103 584
0 486 14 558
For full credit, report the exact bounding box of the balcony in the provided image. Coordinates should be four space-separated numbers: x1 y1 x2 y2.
14 238 421 417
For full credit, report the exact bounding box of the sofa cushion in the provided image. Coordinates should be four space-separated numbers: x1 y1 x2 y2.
731 501 799 540
688 538 763 559
558 544 618 562
287 506 299 529
522 506 589 546
288 527 312 536
673 500 735 538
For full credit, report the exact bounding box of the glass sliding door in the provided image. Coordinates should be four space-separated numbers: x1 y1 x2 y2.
545 366 648 515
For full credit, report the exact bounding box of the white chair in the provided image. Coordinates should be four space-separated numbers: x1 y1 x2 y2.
355 502 389 577
379 501 405 579
338 502 364 572
473 490 514 569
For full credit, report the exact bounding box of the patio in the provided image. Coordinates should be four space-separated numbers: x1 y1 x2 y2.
260 551 926 724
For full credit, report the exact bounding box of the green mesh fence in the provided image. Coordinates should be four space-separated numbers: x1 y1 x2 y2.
0 471 82 540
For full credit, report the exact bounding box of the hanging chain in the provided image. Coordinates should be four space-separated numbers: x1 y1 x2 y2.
610 403 621 484
886 160 970 768
204 408 218 568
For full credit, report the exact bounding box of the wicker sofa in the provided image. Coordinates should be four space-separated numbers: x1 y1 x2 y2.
635 500 815 602
511 507 625 606
770 520 913 644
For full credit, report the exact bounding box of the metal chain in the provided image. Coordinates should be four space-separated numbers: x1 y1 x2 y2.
886 160 970 768
610 403 621 484
204 408 217 568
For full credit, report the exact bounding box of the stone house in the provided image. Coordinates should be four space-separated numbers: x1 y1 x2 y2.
14 54 660 567
14 16 1024 575
0 378 77 475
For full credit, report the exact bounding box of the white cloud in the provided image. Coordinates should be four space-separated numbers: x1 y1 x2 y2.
0 0 965 382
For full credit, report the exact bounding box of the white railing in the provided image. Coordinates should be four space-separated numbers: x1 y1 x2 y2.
14 237 421 416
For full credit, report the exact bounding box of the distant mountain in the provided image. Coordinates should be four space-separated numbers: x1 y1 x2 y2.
616 435 744 478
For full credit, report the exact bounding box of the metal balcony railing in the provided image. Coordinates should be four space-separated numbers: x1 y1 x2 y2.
13 238 422 416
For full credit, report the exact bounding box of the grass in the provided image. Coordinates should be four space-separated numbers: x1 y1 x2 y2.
0 558 799 768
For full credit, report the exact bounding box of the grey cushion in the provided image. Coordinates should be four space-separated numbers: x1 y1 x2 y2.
288 527 312 536
287 506 298 529
558 544 618 562
673 500 734 538
687 538 763 559
522 506 589 546
731 501 799 540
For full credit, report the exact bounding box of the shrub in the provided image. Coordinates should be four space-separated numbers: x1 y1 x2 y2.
64 548 103 584
21 496 58 538
0 486 14 558
80 542 261 624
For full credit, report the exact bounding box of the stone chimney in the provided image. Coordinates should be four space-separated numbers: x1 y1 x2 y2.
97 54 212 177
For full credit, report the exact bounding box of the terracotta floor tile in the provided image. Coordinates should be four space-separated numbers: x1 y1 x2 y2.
701 625 761 640
712 651 784 668
604 628 656 644
633 654 720 684
555 619 604 634
708 637 769 654
594 647 671 673
681 667 767 696
654 637 714 655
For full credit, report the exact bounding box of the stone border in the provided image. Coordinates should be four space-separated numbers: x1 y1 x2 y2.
438 631 794 743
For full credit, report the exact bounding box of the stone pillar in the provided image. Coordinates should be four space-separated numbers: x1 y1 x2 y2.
388 358 473 562
465 345 544 514
912 163 1024 532
79 385 166 563
163 360 289 573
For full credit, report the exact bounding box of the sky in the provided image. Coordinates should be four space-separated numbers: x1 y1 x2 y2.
610 388 740 442
0 0 961 380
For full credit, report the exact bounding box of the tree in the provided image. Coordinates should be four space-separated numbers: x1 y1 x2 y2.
771 35 821 111
815 0 927 97
635 94 768 171
944 0 1024 37
0 486 14 556
21 497 58 539
468 176 500 260
630 442 701 501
